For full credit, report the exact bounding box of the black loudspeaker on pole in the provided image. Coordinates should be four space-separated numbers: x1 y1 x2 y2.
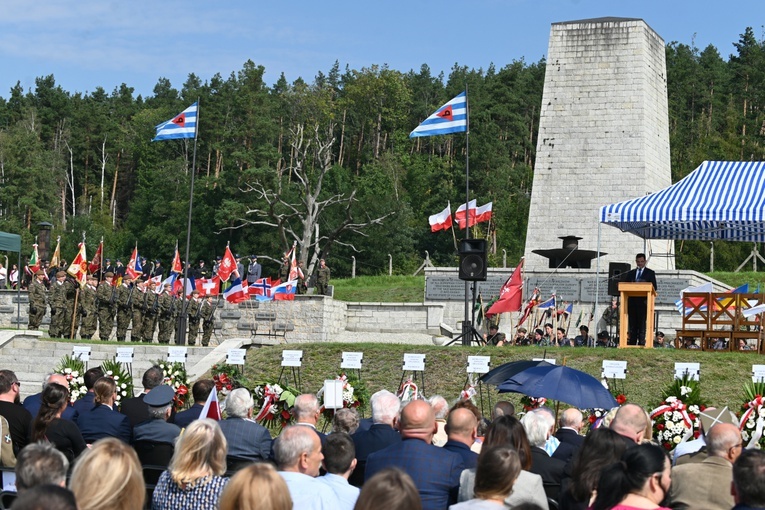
608 262 631 296
458 239 488 282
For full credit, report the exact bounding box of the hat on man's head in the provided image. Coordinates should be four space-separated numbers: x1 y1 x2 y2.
517 327 527 333
235 254 240 258
597 331 609 339
56 271 66 278
104 272 115 278
216 256 222 261
35 269 45 276
580 325 589 333
115 259 122 263
699 406 738 432
144 385 175 407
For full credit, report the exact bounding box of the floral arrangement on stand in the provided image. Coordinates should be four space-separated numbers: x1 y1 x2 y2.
54 355 87 403
319 373 370 422
211 363 249 400
101 359 134 407
738 381 765 448
252 381 299 431
154 361 190 411
520 395 547 413
582 378 628 433
651 374 708 451
397 375 421 402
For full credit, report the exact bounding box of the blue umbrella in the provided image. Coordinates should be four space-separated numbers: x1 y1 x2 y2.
479 359 555 386
497 365 617 409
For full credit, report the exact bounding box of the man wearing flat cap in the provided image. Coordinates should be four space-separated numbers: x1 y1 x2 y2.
133 385 181 445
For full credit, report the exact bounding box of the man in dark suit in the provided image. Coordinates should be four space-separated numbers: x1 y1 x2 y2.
218 388 272 462
620 252 657 345
442 408 479 469
76 376 132 444
521 408 566 501
23 373 78 421
553 408 585 463
72 367 104 415
350 390 401 487
173 379 213 429
120 366 169 427
365 400 464 510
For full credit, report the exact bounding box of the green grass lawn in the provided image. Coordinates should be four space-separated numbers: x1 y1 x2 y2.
241 343 757 420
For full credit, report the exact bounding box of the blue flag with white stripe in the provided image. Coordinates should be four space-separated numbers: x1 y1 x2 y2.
409 92 467 138
153 102 198 141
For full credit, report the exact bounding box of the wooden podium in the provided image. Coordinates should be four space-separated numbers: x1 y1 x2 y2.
618 282 657 348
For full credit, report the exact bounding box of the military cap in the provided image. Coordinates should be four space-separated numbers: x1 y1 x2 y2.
517 327 527 333
104 271 115 278
35 269 45 276
55 271 66 278
115 259 122 263
144 385 175 407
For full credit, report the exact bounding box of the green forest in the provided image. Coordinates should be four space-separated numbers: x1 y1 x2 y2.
0 27 764 279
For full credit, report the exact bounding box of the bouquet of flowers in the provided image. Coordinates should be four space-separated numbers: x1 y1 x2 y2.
651 375 707 451
397 376 420 402
583 379 628 432
54 355 86 403
211 363 248 399
101 359 134 407
252 381 299 431
520 395 547 413
319 373 369 421
154 361 190 411
738 381 765 448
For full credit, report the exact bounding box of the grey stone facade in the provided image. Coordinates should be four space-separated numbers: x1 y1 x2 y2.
524 17 674 271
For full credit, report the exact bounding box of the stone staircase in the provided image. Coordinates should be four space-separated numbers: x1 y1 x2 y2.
0 330 258 399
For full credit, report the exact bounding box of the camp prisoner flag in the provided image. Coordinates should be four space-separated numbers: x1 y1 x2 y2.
410 92 467 138
153 102 198 141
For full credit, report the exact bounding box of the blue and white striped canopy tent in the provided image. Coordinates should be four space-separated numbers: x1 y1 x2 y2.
599 161 765 241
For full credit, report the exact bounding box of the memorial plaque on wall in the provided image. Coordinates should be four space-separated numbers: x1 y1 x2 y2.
655 279 692 304
580 277 611 303
425 274 509 301
525 276 581 302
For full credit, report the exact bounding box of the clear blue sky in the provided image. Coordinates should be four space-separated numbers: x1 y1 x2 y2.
1 0 762 100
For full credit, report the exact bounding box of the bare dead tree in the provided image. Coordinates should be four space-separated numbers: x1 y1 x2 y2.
227 121 393 275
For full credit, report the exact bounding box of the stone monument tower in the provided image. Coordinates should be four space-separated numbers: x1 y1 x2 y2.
524 17 674 271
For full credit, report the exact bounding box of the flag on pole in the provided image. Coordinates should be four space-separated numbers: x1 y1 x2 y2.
217 245 237 282
410 92 467 138
199 386 221 421
172 275 196 297
428 203 453 232
67 242 88 287
249 278 273 298
89 240 103 275
475 202 493 224
455 200 477 229
537 296 556 310
197 276 221 297
27 244 40 274
288 243 303 282
486 259 524 316
223 277 249 304
273 279 298 301
50 237 61 269
126 245 142 280
153 102 198 141
171 244 183 274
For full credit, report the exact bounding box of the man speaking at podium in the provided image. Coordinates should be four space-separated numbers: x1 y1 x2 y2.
621 253 656 345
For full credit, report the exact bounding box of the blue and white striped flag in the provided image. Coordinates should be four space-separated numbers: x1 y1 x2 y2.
153 102 198 141
409 92 467 138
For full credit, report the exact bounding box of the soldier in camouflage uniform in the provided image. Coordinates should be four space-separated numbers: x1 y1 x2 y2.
27 270 47 330
78 274 99 339
115 275 134 342
316 259 330 296
296 261 307 295
187 290 202 345
141 281 159 343
157 283 175 344
48 271 69 338
200 296 216 347
62 275 77 339
97 272 117 341
131 279 146 342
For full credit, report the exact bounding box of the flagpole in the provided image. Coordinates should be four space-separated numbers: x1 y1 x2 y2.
177 97 200 345
462 84 472 347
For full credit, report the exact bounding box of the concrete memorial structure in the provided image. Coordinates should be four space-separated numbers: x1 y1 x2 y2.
524 17 674 271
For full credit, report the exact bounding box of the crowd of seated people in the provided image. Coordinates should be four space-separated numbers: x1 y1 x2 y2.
3 364 765 510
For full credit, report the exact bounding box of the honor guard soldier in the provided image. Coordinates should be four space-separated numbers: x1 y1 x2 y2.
97 272 117 340
187 290 203 345
27 270 47 330
78 274 99 339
